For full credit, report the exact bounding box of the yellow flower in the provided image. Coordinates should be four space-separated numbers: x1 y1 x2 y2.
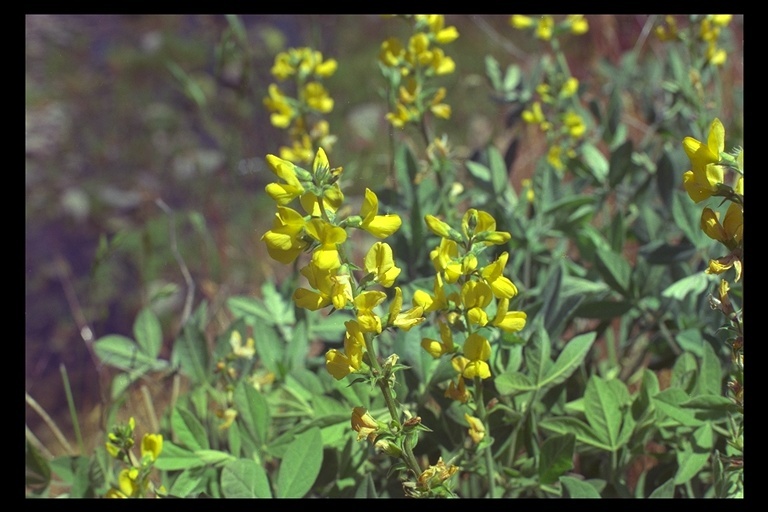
560 77 579 98
305 218 347 270
522 101 552 131
421 319 455 358
464 414 486 444
492 298 528 332
408 32 433 66
424 15 460 44
706 252 742 282
417 457 459 491
567 15 589 35
364 242 401 288
229 331 255 359
461 281 493 327
425 214 455 239
701 203 743 249
429 87 452 118
326 349 355 380
354 291 387 333
430 48 456 76
118 467 142 497
386 102 419 128
462 333 492 379
444 375 470 403
706 42 727 66
217 408 238 431
547 145 565 171
141 433 163 462
303 81 334 113
430 237 458 274
563 110 586 139
261 206 308 265
265 154 306 205
413 272 448 314
343 319 366 370
510 15 535 29
481 252 519 299
270 52 295 80
293 263 334 310
380 37 405 67
351 407 380 443
536 15 555 40
360 188 402 238
463 209 511 246
263 84 296 129
682 118 726 203
387 287 425 331
330 269 354 310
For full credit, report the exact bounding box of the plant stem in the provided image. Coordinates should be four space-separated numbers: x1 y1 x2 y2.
60 364 84 454
26 392 75 455
474 376 497 498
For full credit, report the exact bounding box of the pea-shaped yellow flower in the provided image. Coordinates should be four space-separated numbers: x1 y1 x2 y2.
421 319 455 358
461 280 493 326
464 414 486 444
360 188 402 238
462 333 492 380
261 206 308 265
305 218 346 270
265 154 305 205
141 433 163 462
682 118 725 203
351 407 380 443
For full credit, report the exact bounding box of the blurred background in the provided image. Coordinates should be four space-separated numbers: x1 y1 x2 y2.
25 15 743 458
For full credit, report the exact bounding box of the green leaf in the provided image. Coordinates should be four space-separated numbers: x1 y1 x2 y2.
221 458 273 498
648 478 675 498
539 417 612 452
495 371 536 396
354 473 379 498
195 449 236 467
276 427 323 498
485 55 502 90
526 326 552 386
133 307 162 360
574 300 633 320
93 335 166 372
169 467 208 498
608 139 634 188
680 394 740 414
697 341 723 397
539 332 596 391
488 145 509 195
465 159 492 184
25 439 51 494
284 318 309 372
560 475 602 498
656 151 675 211
595 246 632 296
584 376 629 450
171 407 210 451
672 191 708 247
653 388 703 427
226 296 274 324
173 323 210 385
674 446 710 485
154 441 206 471
539 433 575 485
581 143 609 184
662 272 716 301
233 381 270 449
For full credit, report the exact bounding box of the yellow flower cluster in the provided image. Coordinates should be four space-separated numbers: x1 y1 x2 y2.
261 147 425 381
380 15 458 128
682 118 743 281
263 47 338 164
104 417 164 498
510 14 589 41
418 209 526 401
655 15 733 66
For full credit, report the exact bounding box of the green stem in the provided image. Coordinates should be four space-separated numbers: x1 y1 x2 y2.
474 376 497 498
364 333 401 427
60 364 84 454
